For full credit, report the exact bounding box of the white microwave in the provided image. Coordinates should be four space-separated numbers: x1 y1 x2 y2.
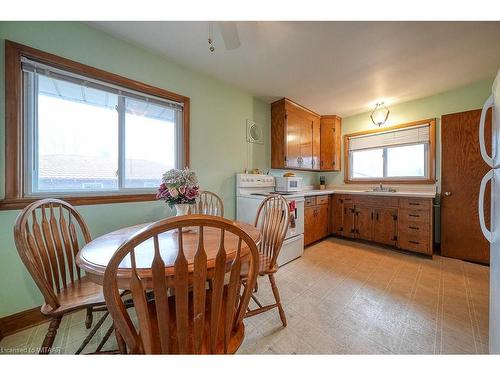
275 176 303 192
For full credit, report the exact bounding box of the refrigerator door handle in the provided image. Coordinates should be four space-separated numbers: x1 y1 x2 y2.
479 94 494 167
479 169 493 243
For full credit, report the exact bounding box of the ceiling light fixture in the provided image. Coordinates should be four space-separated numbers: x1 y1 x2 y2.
208 22 215 53
370 102 390 127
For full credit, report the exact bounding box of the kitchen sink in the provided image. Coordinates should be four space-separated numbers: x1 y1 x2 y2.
364 190 397 193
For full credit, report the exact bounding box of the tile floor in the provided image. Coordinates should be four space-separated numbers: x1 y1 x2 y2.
0 237 490 354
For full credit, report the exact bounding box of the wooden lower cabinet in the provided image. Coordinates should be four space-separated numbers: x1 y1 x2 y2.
331 194 433 256
372 208 398 246
354 206 373 241
304 195 330 246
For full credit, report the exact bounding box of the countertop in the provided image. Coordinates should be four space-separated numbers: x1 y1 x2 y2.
299 188 436 199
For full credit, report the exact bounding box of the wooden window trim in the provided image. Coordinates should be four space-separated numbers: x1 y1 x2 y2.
343 118 437 184
1 40 190 210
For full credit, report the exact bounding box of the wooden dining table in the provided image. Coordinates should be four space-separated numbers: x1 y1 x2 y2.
76 220 261 286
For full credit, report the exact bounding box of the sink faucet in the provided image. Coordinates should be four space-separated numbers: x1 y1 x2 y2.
372 182 396 193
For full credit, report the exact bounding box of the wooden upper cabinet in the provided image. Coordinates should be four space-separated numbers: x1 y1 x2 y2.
320 116 342 171
312 115 321 170
284 106 303 168
299 112 313 169
271 98 341 171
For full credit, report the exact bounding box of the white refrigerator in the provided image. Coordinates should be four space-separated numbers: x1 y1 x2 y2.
478 69 500 354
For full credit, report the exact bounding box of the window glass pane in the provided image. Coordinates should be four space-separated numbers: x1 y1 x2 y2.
36 75 119 192
351 148 384 179
124 97 176 188
387 144 426 178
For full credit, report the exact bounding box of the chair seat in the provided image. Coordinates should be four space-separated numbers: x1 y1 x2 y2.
41 276 105 316
241 252 276 277
138 291 245 354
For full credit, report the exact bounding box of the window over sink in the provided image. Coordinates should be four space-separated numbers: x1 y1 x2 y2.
345 119 436 183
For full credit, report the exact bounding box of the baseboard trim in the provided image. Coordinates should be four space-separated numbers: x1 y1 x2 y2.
0 306 48 339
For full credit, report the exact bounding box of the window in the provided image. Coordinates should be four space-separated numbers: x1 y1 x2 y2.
345 120 436 183
2 41 189 209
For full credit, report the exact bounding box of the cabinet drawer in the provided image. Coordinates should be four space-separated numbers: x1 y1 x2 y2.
305 196 316 207
399 209 430 224
400 198 432 210
398 232 431 255
398 219 430 236
316 195 329 205
355 196 399 208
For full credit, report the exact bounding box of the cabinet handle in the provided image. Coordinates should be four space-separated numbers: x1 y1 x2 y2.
409 214 420 218
408 226 419 230
371 212 374 220
376 212 379 220
409 240 420 245
409 202 420 206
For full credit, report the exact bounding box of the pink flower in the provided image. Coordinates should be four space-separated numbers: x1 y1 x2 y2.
185 186 199 200
178 186 186 195
169 188 179 198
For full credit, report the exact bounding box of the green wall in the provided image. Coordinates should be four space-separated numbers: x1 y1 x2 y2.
0 22 270 317
323 79 494 188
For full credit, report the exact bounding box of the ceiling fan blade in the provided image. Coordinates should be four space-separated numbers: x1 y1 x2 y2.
218 21 241 50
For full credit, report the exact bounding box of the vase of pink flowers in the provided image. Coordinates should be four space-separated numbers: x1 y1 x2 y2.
156 168 200 219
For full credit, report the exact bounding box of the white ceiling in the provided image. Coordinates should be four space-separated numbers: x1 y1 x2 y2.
90 21 500 117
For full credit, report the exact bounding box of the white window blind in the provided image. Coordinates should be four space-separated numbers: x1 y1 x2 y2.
21 57 184 111
349 124 430 151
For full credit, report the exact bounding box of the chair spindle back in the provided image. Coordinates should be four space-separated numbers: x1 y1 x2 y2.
254 195 290 270
103 215 259 354
14 199 92 309
191 191 224 217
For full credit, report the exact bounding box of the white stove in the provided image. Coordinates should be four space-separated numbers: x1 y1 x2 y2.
236 174 304 266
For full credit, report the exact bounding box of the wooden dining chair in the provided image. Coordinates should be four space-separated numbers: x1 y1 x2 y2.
191 191 224 217
13 198 111 354
103 215 259 354
244 195 290 327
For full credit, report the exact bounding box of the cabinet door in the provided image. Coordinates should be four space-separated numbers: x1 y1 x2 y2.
299 117 313 169
315 204 330 239
373 208 397 246
320 118 334 170
355 206 373 241
332 117 341 171
304 206 316 245
332 196 344 235
343 203 356 238
285 107 302 168
312 116 321 170
320 117 341 171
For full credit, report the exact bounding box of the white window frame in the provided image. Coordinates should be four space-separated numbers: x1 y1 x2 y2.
21 58 185 197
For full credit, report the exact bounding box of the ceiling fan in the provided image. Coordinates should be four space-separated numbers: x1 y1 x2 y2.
208 21 241 52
